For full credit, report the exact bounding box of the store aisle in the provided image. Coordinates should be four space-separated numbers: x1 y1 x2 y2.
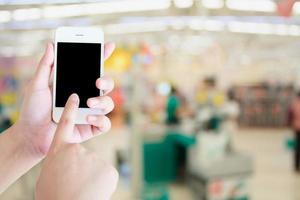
233 128 300 200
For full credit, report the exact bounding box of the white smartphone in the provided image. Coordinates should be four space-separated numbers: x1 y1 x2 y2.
52 27 104 124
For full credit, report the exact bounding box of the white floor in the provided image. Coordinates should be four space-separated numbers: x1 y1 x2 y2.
233 128 300 200
1 128 300 200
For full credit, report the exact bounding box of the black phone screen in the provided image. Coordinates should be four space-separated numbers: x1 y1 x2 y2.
55 42 101 108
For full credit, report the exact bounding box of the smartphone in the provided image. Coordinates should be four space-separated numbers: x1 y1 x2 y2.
52 27 104 124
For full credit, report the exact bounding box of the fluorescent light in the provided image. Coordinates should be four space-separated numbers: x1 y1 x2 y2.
174 0 194 8
170 19 186 30
43 4 83 18
203 20 225 31
226 0 276 12
189 19 224 31
104 21 167 34
228 21 300 36
228 21 273 34
13 8 41 21
1 0 45 5
188 19 203 30
0 11 11 23
202 0 224 9
43 0 171 18
85 0 171 14
293 2 300 15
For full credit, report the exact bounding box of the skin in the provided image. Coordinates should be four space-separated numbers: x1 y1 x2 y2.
35 94 118 200
0 42 116 194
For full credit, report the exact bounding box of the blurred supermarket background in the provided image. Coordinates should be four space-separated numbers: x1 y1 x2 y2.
1 0 300 199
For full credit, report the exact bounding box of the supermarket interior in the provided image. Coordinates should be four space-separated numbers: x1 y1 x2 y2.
1 0 300 200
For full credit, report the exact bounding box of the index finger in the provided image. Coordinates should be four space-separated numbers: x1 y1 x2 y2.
50 93 79 150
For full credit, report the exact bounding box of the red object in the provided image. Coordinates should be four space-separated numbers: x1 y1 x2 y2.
277 0 296 17
209 180 222 196
110 87 124 106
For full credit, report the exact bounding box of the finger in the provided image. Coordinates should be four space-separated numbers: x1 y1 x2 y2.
49 65 55 87
86 96 114 114
95 76 114 95
104 42 115 60
86 115 112 133
51 94 79 148
32 42 54 90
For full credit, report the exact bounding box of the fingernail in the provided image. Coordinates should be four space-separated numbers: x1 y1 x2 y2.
88 116 97 122
69 93 79 105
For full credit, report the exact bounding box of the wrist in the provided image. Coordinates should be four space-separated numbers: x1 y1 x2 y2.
0 123 44 192
10 123 45 160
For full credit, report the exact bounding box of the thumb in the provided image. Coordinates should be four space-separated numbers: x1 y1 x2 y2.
32 42 54 90
50 94 79 150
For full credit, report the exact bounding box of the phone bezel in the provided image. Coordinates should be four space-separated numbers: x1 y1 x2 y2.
52 27 104 124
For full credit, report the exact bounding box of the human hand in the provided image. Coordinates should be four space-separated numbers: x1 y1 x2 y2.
14 42 115 156
36 94 118 200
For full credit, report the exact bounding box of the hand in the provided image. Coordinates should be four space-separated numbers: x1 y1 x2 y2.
14 42 115 156
36 94 118 200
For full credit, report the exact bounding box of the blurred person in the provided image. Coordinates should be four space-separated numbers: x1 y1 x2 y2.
166 86 181 125
222 89 240 130
289 91 300 172
0 42 118 198
195 77 225 107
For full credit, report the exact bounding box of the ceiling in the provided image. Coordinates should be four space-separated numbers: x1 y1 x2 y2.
0 0 300 56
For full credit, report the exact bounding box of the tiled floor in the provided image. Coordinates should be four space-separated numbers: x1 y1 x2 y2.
233 128 300 200
1 128 300 200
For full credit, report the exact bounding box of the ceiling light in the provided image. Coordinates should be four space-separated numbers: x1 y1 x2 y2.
293 2 300 15
189 19 224 31
226 0 276 12
202 0 224 9
85 0 171 14
174 0 194 8
188 19 204 30
0 0 46 5
104 21 167 34
227 21 300 36
43 0 171 18
0 11 11 23
170 19 186 30
13 8 41 21
203 20 225 31
228 21 273 34
43 4 83 18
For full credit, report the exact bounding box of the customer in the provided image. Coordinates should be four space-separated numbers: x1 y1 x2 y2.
0 42 118 199
166 86 181 125
289 91 300 172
